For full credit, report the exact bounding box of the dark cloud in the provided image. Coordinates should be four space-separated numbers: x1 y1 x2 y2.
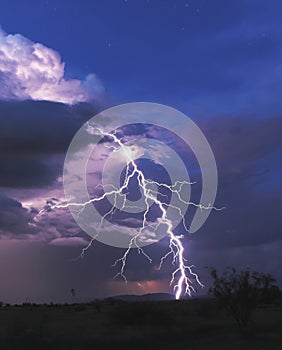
198 114 282 187
0 100 83 155
184 114 282 259
0 155 62 188
204 115 282 162
0 193 33 235
0 100 99 188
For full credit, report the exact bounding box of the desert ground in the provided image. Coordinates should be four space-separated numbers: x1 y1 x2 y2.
0 298 281 350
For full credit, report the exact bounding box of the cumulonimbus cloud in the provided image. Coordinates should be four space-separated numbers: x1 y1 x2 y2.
0 28 104 104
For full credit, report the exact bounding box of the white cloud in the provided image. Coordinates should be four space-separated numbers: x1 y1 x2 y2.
49 237 89 247
0 28 104 104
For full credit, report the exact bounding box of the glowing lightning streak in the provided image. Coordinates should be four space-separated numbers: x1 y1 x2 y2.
35 126 223 299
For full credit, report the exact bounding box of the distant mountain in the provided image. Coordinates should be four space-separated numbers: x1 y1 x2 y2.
104 292 210 302
108 293 175 302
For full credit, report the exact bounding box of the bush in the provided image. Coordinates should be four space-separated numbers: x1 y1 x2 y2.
209 267 279 334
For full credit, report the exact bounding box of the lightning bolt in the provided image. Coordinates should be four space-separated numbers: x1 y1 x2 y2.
34 124 223 299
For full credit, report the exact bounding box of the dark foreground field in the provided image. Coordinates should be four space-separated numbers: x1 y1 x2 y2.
0 298 281 350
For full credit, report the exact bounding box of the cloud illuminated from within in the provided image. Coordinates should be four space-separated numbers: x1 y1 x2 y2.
49 237 89 247
0 28 104 104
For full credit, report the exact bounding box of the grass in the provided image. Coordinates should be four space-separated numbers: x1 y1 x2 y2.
0 299 281 349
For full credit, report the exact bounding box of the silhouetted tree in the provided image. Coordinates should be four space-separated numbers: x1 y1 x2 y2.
209 267 278 334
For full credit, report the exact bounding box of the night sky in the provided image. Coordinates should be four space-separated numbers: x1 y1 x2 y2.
0 0 282 303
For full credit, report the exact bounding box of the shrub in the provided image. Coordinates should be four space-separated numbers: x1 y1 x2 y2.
209 267 279 334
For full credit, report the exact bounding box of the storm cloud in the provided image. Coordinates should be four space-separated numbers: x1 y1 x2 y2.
0 100 99 188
